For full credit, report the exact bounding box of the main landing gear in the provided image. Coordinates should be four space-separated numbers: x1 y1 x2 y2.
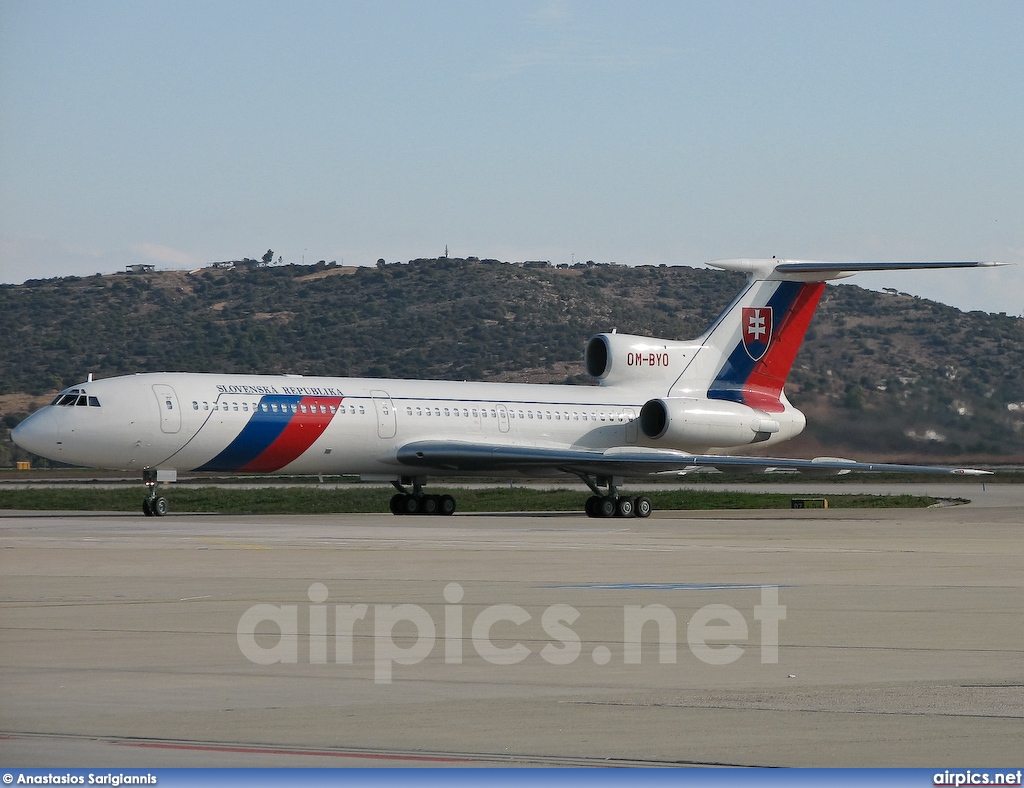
578 474 652 519
389 478 457 516
141 468 176 517
385 475 651 518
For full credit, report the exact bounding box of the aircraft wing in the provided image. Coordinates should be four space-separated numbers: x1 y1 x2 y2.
395 441 992 477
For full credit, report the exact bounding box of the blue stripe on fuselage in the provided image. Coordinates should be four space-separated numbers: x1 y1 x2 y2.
196 395 302 472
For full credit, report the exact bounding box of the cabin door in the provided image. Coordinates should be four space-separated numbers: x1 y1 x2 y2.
152 384 181 434
371 390 397 439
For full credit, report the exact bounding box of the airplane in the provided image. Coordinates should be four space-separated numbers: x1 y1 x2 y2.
12 258 1000 518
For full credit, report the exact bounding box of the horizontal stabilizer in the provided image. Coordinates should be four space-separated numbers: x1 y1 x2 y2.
707 258 1008 282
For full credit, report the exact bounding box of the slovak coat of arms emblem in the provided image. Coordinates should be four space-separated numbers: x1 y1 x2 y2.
741 306 773 361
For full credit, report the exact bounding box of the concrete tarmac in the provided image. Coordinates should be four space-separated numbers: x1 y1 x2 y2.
1 484 1022 767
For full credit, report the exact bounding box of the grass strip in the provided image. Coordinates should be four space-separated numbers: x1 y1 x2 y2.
0 487 957 514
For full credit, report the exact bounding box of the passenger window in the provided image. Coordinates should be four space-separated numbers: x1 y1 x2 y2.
444 408 450 417
192 401 199 410
359 406 365 414
407 407 413 416
416 407 422 416
243 402 249 412
165 399 173 410
300 404 307 413
554 412 560 420
233 403 239 411
329 405 336 414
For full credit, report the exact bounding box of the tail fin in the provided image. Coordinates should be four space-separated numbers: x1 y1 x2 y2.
672 258 1006 413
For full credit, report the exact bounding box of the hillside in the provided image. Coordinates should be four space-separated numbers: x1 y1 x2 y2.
2 257 1022 466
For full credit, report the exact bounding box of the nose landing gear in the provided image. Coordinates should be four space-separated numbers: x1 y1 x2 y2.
142 468 176 517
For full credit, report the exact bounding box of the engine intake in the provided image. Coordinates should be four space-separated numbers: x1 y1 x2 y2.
584 333 693 388
639 397 781 449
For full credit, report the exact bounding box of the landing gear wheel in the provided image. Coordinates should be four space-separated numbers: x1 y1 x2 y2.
142 498 154 517
439 494 457 516
419 495 439 515
596 496 616 518
152 497 169 517
585 495 601 518
634 496 652 518
401 494 419 514
389 494 406 515
616 497 634 518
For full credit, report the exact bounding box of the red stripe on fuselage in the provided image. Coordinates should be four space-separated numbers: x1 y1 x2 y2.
239 396 344 472
742 282 825 412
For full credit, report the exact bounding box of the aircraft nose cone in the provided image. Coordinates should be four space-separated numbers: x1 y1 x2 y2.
11 410 57 458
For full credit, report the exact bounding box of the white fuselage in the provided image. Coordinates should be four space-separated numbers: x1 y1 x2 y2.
13 371 805 477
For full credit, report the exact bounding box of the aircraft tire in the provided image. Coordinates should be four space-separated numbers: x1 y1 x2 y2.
153 497 169 517
585 496 601 518
634 496 652 518
419 495 439 515
400 494 419 514
389 494 405 515
597 496 616 518
616 497 634 518
439 494 457 516
142 498 154 517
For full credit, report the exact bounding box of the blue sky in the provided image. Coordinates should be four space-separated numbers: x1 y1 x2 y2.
2 0 1022 315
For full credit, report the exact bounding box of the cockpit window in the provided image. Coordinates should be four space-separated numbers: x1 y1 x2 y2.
52 388 100 407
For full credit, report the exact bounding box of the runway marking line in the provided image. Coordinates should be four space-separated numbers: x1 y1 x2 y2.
199 537 270 550
115 740 471 763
